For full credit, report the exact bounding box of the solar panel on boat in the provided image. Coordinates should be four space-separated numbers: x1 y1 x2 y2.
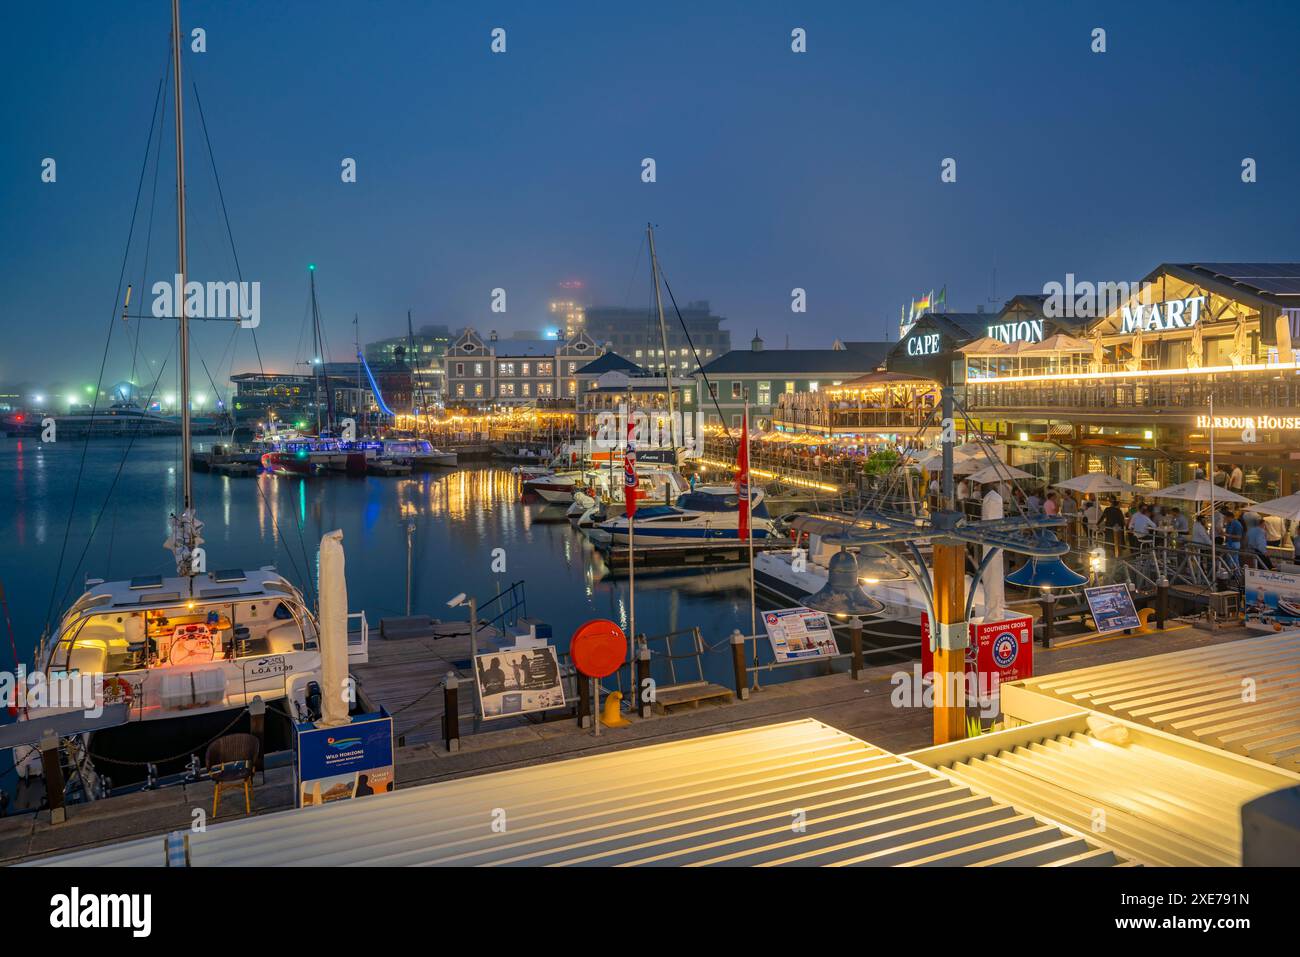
211 569 248 583
128 575 163 589
137 592 180 604
199 587 241 599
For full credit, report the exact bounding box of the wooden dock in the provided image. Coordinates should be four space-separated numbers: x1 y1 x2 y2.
0 620 1261 864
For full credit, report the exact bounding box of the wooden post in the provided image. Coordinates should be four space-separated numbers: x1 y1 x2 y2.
576 670 592 727
1039 592 1056 648
442 674 460 752
850 617 864 681
39 729 66 824
931 541 967 745
636 639 652 718
248 695 266 773
730 630 749 700
1157 577 1169 631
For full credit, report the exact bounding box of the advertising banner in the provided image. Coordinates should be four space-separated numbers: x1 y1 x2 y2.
1084 583 1141 634
920 613 1034 703
762 607 839 662
297 710 394 808
474 646 566 720
1245 568 1300 631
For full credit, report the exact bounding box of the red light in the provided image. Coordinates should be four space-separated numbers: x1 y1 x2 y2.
14 414 23 422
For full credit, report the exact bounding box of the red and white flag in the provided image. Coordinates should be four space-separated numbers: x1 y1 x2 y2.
623 416 638 519
735 410 750 541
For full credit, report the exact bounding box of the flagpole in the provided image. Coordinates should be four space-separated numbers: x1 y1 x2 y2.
744 393 757 686
626 390 636 699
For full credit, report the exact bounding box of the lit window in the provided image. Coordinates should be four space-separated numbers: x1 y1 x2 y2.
474 383 483 397
455 384 465 397
474 363 484 376
809 381 819 392
731 382 743 399
784 381 795 394
456 362 464 376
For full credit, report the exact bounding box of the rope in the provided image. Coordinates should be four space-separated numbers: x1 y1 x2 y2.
88 706 250 768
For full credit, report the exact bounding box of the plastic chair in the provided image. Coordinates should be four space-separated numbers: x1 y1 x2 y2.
206 733 260 817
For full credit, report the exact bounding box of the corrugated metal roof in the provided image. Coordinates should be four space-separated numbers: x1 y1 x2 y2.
29 720 1121 867
1008 632 1300 771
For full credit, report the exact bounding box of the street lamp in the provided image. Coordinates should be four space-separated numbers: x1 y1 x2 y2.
1006 531 1087 648
803 544 887 681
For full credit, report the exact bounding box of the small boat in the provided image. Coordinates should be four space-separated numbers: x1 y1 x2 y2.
377 438 457 469
1276 597 1300 618
367 458 412 476
597 485 776 545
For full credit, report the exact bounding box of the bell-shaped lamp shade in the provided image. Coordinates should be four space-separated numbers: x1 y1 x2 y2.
854 544 909 584
804 547 888 617
1005 553 1087 590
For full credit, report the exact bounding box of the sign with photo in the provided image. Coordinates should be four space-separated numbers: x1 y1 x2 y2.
1084 583 1142 634
474 646 566 720
297 710 394 808
1244 568 1300 631
763 607 838 662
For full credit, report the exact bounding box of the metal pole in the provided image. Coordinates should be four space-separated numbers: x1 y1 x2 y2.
171 0 192 518
405 522 415 616
850 617 863 680
443 674 460 752
469 596 480 730
627 392 636 677
647 224 676 452
744 394 758 686
1208 391 1217 594
730 630 749 700
932 384 967 744
1039 591 1056 648
636 639 652 718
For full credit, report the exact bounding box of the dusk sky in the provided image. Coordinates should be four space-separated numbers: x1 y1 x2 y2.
3 0 1299 393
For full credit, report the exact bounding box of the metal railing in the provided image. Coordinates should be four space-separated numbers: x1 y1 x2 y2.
964 371 1300 416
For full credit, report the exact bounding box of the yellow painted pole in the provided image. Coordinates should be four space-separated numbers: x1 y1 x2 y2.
931 540 968 744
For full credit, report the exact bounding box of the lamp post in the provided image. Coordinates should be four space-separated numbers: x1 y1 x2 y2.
802 544 886 681
1006 531 1088 648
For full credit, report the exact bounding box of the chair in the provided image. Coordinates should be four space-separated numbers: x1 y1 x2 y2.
206 733 260 817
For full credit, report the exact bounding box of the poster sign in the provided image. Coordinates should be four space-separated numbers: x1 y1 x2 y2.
763 607 838 662
920 614 1034 704
297 710 394 808
474 646 566 720
1084 583 1141 634
1244 568 1300 630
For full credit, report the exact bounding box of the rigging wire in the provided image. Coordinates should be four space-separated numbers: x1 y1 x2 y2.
42 64 169 639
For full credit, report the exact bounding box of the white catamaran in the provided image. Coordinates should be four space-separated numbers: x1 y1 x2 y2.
10 0 365 795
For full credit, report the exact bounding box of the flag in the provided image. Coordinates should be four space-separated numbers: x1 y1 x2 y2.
623 416 638 519
936 285 947 310
735 410 750 541
914 292 931 313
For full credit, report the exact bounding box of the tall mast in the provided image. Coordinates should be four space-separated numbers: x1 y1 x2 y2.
646 224 677 456
407 308 422 429
172 0 191 512
309 266 325 432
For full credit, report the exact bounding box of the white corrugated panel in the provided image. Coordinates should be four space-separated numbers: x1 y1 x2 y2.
1009 632 1300 771
29 720 1120 867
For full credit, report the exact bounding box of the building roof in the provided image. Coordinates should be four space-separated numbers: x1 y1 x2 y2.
493 339 559 357
833 341 893 365
574 352 645 376
1169 263 1300 306
699 349 883 377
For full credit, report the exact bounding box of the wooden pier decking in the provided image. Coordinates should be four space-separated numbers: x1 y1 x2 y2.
0 620 1261 864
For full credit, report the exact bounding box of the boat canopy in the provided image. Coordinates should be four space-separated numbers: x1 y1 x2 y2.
675 489 769 518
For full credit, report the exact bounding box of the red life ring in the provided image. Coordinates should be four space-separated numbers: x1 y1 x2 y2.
104 676 134 706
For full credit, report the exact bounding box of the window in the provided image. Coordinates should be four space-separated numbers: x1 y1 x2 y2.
499 362 516 376
538 383 553 396
521 362 530 375
499 382 515 396
757 381 771 405
731 414 741 428
731 382 743 399
567 361 577 373
784 381 795 394
474 363 484 376
473 383 483 397
567 380 576 395
455 362 464 376
455 384 465 397
522 383 531 396
537 362 554 375
708 383 718 399
808 381 819 392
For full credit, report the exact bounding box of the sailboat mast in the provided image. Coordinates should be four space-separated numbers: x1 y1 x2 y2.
171 0 192 512
646 224 677 454
310 267 323 433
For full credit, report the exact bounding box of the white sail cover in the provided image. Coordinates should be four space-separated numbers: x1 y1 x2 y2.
980 490 1005 621
318 529 350 729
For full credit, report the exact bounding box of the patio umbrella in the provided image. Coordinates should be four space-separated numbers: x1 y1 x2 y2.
1230 319 1249 365
318 528 351 729
965 463 1036 484
1277 312 1294 363
1054 473 1141 495
1247 492 1300 521
1153 479 1253 505
1188 319 1203 369
1128 322 1145 372
1015 334 1093 355
958 336 1014 355
1092 330 1105 369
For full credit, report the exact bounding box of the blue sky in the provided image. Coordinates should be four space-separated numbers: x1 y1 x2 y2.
2 0 1299 390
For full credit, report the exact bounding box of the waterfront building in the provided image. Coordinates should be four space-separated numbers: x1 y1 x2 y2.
574 352 694 446
364 324 450 399
230 371 362 430
693 334 889 431
444 327 602 407
584 300 729 376
888 263 1300 496
772 371 939 441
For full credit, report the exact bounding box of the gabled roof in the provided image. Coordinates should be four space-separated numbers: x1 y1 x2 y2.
1170 263 1300 306
494 339 557 357
833 341 893 366
575 352 644 376
699 349 883 376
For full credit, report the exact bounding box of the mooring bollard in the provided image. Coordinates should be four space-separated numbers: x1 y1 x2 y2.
850 618 864 681
730 630 750 700
576 670 592 728
248 695 266 773
1157 577 1169 630
39 729 65 824
636 639 652 718
442 674 460 752
1039 593 1056 649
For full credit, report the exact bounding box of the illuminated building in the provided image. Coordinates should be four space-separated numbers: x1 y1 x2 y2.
444 328 602 407
584 300 729 377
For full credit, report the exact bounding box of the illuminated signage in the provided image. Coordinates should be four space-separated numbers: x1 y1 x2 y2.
905 332 941 356
1196 414 1300 431
987 319 1044 344
1120 295 1206 334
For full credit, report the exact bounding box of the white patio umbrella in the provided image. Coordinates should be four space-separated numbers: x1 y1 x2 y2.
966 464 1036 485
1277 313 1294 363
1054 473 1142 495
1152 479 1253 504
1247 492 1300 521
317 528 351 728
1188 320 1203 369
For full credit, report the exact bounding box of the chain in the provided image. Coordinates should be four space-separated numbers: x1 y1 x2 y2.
87 706 250 767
